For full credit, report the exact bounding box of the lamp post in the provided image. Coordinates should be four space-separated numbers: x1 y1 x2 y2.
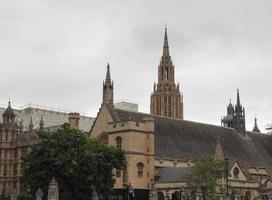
123 182 135 200
224 158 229 199
179 187 186 200
75 132 80 161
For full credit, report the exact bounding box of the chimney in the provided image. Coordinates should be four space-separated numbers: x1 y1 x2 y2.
68 113 80 129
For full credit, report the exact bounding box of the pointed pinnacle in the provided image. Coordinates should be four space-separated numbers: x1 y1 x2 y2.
105 63 111 85
163 27 170 57
236 89 241 106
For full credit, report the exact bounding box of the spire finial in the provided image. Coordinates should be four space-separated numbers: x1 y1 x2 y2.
236 88 241 106
105 63 111 85
163 27 170 57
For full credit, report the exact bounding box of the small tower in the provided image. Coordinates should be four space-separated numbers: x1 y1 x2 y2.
150 28 184 119
222 89 246 134
48 177 59 200
68 112 80 129
3 101 16 124
29 117 33 132
39 115 44 131
252 117 260 133
102 63 114 105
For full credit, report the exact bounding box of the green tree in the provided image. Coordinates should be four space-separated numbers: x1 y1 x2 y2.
22 123 126 200
187 156 225 200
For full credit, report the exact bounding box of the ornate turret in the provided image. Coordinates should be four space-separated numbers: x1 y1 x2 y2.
222 89 246 134
3 101 16 124
68 113 80 129
150 28 184 119
102 63 114 105
252 117 260 133
227 100 234 115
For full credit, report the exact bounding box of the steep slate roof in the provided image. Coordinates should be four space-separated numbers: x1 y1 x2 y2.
111 108 272 167
156 167 191 183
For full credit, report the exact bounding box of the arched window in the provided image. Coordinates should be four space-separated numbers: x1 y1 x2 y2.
234 167 239 179
137 162 144 178
115 137 122 149
158 192 164 200
245 191 251 200
172 191 179 200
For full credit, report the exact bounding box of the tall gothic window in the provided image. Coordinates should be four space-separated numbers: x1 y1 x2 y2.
245 191 251 200
168 96 171 117
158 192 164 200
137 162 144 178
164 96 167 116
115 137 122 149
233 167 239 179
164 68 168 80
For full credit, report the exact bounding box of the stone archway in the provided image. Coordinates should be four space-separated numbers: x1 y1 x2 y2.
158 191 164 200
172 191 179 200
245 191 251 200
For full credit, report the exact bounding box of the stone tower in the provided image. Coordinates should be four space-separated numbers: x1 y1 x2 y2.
0 102 20 193
102 63 114 105
68 112 80 129
150 28 183 119
222 89 246 133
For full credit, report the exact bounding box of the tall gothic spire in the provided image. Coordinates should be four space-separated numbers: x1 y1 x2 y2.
150 28 184 119
103 63 114 105
214 135 224 160
236 89 241 107
163 27 170 57
253 117 260 133
105 63 111 86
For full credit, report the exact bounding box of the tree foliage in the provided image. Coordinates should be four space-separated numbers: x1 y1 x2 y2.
22 123 126 200
187 156 225 200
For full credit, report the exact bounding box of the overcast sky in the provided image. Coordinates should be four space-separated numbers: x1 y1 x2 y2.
1 0 272 132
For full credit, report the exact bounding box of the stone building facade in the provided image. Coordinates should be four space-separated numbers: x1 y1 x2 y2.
0 103 93 196
90 30 272 200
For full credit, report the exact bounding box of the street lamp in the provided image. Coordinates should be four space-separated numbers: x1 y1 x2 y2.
76 132 80 160
224 158 229 198
123 182 134 200
179 187 186 200
196 188 203 200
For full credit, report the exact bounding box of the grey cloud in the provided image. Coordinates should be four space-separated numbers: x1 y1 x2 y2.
0 0 272 133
